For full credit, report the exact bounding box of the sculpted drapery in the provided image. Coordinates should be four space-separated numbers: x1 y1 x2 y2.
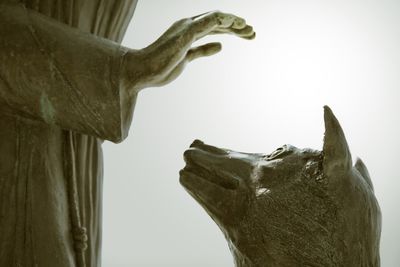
0 1 138 266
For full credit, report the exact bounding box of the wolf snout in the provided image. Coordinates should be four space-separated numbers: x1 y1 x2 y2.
181 147 241 191
183 146 225 170
183 147 210 167
189 139 227 155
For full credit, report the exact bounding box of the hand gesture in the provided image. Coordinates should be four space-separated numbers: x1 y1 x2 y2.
123 11 255 93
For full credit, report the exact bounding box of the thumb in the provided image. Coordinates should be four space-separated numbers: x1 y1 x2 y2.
186 42 222 62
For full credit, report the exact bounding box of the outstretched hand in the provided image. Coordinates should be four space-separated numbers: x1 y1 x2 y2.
122 11 255 94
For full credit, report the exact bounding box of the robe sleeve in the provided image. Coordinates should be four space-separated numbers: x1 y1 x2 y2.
0 2 136 143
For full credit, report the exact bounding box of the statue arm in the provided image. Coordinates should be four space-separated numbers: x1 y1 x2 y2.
0 3 255 143
0 3 134 143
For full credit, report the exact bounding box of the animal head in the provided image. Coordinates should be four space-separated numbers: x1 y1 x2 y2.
180 106 381 267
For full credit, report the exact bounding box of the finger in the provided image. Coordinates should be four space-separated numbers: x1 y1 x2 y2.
186 42 222 62
192 12 253 40
214 12 246 29
211 25 255 39
243 32 256 40
235 26 256 39
190 11 246 29
231 16 247 30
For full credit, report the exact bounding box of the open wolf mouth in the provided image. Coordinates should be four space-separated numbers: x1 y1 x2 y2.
180 148 239 191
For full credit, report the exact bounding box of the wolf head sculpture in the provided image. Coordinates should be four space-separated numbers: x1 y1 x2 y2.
180 106 381 267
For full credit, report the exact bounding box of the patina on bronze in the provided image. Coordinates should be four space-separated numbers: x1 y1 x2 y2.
0 1 255 266
181 106 381 267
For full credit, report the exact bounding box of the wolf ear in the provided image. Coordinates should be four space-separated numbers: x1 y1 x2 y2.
355 158 374 191
322 106 352 177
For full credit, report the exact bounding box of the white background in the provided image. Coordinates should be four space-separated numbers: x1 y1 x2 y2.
103 0 400 266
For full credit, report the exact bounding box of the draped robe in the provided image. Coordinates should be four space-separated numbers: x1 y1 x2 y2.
0 0 138 266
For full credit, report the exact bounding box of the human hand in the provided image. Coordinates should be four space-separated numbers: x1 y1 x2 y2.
122 11 255 94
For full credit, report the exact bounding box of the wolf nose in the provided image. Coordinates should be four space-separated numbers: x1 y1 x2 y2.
190 139 204 148
183 148 192 163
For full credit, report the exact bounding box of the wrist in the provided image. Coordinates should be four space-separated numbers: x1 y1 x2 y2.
120 48 146 96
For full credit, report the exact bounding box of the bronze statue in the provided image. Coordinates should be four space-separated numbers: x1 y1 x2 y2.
0 0 254 266
180 106 381 267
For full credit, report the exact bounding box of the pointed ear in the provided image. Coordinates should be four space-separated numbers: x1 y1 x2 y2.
355 158 374 191
323 106 352 177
